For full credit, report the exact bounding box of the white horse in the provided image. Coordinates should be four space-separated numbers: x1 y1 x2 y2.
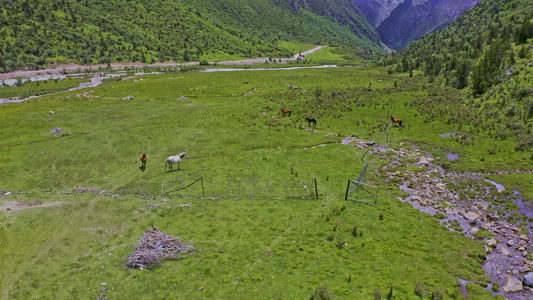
165 152 189 171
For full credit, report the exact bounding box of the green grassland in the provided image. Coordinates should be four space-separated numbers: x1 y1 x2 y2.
1 65 527 299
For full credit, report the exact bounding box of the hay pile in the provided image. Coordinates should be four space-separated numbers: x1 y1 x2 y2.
125 225 197 269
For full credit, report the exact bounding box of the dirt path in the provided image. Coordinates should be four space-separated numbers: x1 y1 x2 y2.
0 46 327 80
342 136 533 299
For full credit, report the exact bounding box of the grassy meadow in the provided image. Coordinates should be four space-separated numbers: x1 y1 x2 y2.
2 64 529 299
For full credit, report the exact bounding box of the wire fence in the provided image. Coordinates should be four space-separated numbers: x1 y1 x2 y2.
159 174 321 200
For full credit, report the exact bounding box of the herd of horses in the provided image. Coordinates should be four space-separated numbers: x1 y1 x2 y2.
280 109 403 128
137 112 402 172
280 109 317 127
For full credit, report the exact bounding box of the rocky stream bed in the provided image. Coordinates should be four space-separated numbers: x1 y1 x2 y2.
343 136 533 299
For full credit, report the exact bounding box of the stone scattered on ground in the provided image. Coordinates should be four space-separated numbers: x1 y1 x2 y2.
523 272 533 287
501 247 512 257
503 277 523 292
342 136 533 299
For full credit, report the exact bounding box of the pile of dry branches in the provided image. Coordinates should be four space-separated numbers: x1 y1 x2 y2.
125 225 197 269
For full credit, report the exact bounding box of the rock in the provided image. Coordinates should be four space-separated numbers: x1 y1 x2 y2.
501 247 512 257
520 266 531 273
520 235 529 241
523 272 533 287
503 277 523 292
123 95 134 100
487 214 499 221
464 211 480 221
508 240 517 247
487 239 498 247
523 251 528 257
415 157 433 166
49 111 55 114
469 227 479 235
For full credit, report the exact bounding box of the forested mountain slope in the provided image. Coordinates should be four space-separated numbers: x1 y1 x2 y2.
393 0 533 94
0 0 383 73
387 0 533 151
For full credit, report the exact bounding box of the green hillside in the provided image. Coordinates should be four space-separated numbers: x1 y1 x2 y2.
0 0 383 73
384 0 533 152
389 0 533 93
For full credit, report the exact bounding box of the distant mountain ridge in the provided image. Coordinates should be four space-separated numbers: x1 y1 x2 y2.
353 0 481 49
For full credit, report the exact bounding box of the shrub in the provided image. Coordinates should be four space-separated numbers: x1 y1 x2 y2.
431 288 444 300
505 104 518 117
310 284 333 300
492 282 500 292
415 281 426 298
336 236 345 249
374 288 382 300
351 225 358 237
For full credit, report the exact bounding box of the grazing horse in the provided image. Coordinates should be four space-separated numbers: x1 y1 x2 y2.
165 152 189 171
43 80 48 84
305 117 317 127
390 116 403 127
140 153 147 168
281 109 291 117
54 78 59 83
117 77 122 82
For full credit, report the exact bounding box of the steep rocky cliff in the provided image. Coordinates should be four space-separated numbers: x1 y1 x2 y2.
351 0 404 27
353 0 481 49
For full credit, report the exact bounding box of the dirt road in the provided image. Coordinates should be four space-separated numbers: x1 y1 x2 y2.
0 46 326 80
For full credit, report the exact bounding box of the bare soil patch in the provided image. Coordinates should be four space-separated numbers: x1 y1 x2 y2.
0 199 61 212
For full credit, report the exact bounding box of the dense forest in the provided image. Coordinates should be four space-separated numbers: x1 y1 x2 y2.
0 0 383 73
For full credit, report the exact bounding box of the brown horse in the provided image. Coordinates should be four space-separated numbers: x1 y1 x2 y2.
117 77 122 82
390 116 403 127
281 109 291 117
140 153 147 168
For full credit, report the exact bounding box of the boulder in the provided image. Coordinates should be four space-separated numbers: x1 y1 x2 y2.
523 272 533 287
503 277 523 292
501 247 511 257
469 227 479 235
464 211 480 221
487 239 498 247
